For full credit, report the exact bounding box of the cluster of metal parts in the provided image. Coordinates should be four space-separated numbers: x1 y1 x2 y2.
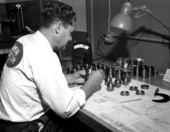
115 57 158 78
105 69 131 91
66 60 170 103
119 84 149 96
66 62 104 80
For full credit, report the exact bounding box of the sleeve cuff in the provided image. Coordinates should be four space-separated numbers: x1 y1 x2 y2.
74 89 86 107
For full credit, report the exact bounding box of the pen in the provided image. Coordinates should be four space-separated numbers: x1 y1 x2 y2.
120 98 142 103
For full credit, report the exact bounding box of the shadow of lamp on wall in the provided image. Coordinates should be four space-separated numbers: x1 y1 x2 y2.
0 0 32 35
106 0 170 67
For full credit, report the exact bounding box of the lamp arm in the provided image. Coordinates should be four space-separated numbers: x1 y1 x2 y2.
133 6 170 68
146 10 170 36
112 34 169 44
132 6 170 37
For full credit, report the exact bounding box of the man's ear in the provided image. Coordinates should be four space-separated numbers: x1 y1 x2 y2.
55 21 63 34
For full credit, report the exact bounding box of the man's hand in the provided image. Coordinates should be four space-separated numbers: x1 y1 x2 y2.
65 70 86 85
73 70 86 84
81 69 105 100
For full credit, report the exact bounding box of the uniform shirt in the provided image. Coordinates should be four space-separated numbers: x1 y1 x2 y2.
0 31 86 122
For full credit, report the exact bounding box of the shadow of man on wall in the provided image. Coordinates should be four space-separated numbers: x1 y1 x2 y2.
107 32 130 61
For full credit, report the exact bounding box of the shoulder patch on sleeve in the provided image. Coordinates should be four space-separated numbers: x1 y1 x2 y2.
6 41 23 68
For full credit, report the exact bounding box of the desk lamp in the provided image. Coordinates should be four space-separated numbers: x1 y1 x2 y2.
110 1 133 32
106 0 170 67
110 0 170 33
105 0 133 44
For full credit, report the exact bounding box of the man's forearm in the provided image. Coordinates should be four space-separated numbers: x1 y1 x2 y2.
65 74 75 84
80 81 99 100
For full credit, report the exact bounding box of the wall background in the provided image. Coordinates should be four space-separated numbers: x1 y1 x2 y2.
88 0 170 72
40 0 87 32
0 0 170 72
61 0 87 32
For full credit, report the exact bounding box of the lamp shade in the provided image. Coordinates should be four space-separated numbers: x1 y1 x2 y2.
0 0 31 3
111 2 133 32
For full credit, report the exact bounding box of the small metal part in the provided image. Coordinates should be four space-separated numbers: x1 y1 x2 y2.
121 70 131 86
136 66 139 78
114 78 121 88
93 62 98 71
120 91 130 96
107 81 114 92
88 66 92 74
67 66 74 74
109 67 113 78
115 69 122 88
141 84 149 89
84 68 89 81
105 76 111 85
148 66 151 77
135 90 145 95
129 86 138 91
135 90 140 95
140 90 145 95
122 77 129 86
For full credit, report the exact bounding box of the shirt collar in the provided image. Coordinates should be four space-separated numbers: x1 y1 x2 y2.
35 30 53 51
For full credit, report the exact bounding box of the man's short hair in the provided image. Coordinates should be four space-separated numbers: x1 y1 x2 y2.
40 0 76 28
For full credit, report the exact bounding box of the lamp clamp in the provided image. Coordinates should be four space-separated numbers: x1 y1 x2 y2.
104 32 115 44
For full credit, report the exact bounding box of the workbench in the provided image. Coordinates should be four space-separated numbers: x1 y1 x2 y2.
75 74 170 132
